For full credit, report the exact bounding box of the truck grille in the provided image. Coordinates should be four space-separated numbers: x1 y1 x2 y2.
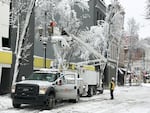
15 84 39 97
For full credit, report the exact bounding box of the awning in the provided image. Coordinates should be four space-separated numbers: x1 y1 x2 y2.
120 68 132 74
118 68 124 74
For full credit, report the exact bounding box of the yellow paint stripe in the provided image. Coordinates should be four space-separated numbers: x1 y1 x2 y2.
72 64 75 70
0 51 95 71
68 64 76 70
0 51 12 64
83 65 95 71
68 63 95 71
0 51 52 68
34 56 52 68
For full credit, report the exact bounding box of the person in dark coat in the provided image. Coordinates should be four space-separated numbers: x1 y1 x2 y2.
110 77 115 99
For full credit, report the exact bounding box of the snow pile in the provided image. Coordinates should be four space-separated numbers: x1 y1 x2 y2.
0 95 12 110
141 83 150 87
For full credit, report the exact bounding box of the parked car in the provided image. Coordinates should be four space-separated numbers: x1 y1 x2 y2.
145 74 150 79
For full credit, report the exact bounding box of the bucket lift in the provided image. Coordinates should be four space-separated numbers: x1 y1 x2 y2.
50 32 107 76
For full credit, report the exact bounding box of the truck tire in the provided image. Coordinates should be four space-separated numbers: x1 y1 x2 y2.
99 89 103 94
93 87 97 95
13 101 21 108
88 87 94 97
45 95 55 109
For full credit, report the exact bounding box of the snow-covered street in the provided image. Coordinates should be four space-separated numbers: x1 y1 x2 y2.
0 83 150 113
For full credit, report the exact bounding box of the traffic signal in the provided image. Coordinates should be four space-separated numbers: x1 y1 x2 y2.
48 21 56 36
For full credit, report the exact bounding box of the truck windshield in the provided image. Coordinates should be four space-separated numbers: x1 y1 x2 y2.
27 73 59 82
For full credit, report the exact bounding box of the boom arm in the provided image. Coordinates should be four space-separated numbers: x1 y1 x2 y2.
51 34 107 71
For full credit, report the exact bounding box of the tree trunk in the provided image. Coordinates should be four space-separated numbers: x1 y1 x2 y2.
12 0 36 85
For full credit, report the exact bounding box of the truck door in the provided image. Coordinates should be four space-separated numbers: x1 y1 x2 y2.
55 74 77 100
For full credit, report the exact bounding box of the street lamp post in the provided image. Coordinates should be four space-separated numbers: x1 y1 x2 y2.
43 42 47 68
38 12 54 68
38 17 55 68
43 12 47 68
38 25 48 68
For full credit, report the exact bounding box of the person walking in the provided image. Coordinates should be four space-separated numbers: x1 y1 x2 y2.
110 77 115 99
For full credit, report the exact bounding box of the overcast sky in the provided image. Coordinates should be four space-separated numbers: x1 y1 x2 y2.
105 0 150 39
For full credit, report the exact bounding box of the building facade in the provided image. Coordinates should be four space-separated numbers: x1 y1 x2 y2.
74 0 106 29
121 34 146 84
0 1 12 94
144 47 150 72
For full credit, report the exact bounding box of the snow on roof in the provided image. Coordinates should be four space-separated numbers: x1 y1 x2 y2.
35 68 60 73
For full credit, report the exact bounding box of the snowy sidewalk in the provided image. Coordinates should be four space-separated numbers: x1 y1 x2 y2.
0 94 12 111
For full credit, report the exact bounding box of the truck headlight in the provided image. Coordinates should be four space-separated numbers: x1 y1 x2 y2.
39 87 47 94
11 85 16 93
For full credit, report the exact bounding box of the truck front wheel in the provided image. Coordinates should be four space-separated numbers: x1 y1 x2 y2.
45 95 55 109
13 101 21 108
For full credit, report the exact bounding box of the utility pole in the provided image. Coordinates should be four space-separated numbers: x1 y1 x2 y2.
124 35 132 86
115 28 124 86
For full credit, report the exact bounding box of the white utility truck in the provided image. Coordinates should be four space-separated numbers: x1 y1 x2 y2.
79 65 104 97
69 61 105 97
11 68 86 109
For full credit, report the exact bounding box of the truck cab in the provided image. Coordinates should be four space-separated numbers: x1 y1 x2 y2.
11 68 86 109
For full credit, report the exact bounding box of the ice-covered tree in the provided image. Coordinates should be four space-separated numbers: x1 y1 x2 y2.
72 22 107 60
124 18 139 78
35 0 90 68
146 0 150 19
35 0 89 35
127 18 139 37
11 0 90 83
11 0 36 84
67 0 125 62
103 0 125 84
105 0 124 40
125 18 139 50
125 18 139 61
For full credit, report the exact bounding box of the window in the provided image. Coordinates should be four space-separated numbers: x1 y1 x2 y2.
27 73 58 82
99 14 102 20
97 11 99 20
2 37 10 48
